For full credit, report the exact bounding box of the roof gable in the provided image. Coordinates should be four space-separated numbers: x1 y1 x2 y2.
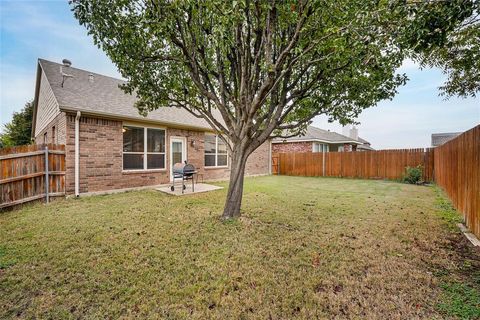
32 62 61 137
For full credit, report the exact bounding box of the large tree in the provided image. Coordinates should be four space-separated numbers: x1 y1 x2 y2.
72 0 474 219
0 101 33 148
404 0 479 98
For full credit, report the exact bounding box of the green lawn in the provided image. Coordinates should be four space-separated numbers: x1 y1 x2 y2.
1 176 479 319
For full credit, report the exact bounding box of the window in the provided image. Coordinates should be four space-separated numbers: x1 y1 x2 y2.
123 126 165 170
313 142 329 153
43 132 47 144
146 128 166 169
205 134 228 167
52 126 56 144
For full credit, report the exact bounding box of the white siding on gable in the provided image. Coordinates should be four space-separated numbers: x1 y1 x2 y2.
35 69 59 137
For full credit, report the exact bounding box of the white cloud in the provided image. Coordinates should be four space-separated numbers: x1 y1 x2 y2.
397 58 420 73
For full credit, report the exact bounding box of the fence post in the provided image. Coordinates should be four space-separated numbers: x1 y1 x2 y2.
45 145 49 203
322 151 326 176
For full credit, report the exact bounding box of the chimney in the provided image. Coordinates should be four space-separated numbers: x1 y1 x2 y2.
88 73 94 83
349 126 358 140
342 125 350 137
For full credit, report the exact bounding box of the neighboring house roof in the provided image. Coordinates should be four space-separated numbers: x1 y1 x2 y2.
36 59 216 131
272 126 361 144
431 132 462 147
357 144 375 151
356 136 375 151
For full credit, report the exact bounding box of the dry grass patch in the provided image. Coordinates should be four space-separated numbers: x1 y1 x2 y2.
0 176 478 319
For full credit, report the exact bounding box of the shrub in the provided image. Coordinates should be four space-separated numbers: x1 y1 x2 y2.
403 165 423 184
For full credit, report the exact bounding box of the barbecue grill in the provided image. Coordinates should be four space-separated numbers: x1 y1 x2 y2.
171 161 197 194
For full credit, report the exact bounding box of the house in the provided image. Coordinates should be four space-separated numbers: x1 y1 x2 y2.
32 59 271 196
356 137 375 151
341 125 374 151
272 125 362 153
431 132 462 147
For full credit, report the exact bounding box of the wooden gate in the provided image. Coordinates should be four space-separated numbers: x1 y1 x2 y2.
0 144 66 208
271 153 279 175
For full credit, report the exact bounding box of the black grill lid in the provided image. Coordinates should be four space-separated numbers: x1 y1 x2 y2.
173 162 196 174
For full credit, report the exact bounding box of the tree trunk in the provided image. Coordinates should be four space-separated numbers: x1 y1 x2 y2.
222 148 248 219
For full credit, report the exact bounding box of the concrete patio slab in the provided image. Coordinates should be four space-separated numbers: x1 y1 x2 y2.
156 183 223 196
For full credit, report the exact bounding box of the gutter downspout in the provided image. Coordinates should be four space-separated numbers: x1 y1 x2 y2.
75 111 81 197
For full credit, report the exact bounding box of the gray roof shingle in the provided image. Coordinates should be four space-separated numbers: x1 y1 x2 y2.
39 59 215 130
273 126 361 144
357 144 375 151
431 132 462 147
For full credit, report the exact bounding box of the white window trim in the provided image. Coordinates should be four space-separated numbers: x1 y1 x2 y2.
122 125 167 172
204 133 229 168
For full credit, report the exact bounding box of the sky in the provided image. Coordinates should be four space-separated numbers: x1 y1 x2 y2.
1 1 479 149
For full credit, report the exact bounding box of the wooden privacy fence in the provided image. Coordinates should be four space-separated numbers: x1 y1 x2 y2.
273 148 434 181
272 125 480 238
0 144 66 208
434 125 480 238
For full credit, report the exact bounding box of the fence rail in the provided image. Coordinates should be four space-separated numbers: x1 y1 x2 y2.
0 144 66 208
434 125 479 238
274 148 434 181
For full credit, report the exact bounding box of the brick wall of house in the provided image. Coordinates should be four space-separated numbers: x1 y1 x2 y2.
34 112 67 145
167 128 232 181
65 114 170 194
246 141 270 176
203 141 271 181
64 114 270 194
272 141 313 153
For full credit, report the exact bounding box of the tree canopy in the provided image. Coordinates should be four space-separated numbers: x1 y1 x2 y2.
412 1 479 98
0 101 33 148
72 0 476 218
